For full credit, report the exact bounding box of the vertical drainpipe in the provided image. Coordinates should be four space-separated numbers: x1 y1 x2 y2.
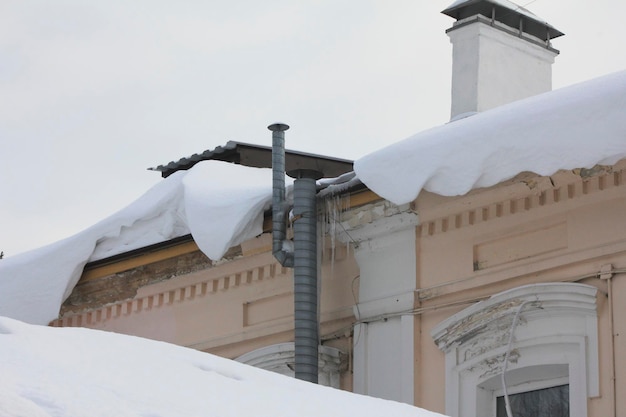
290 169 322 383
269 124 322 383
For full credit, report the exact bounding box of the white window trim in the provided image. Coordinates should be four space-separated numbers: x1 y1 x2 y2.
431 283 599 417
235 342 344 388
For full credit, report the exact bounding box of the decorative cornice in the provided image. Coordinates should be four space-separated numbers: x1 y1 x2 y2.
336 200 418 244
52 260 290 328
431 282 598 352
420 166 625 237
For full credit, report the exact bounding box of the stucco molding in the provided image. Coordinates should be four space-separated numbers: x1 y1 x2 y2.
52 259 289 327
431 283 598 352
336 201 418 245
235 342 345 388
420 164 626 237
343 204 418 405
431 283 599 417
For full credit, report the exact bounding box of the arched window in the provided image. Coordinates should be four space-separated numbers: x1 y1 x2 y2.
431 283 599 417
235 343 345 388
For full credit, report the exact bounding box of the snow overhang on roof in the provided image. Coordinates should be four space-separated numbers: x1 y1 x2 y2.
354 70 626 205
149 141 354 179
442 0 564 41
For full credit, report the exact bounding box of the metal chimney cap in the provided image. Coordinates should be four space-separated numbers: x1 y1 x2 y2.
442 0 563 41
268 123 290 132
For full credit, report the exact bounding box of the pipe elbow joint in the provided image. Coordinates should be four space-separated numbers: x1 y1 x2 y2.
273 249 294 268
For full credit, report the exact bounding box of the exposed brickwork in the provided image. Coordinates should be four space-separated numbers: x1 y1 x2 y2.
60 247 241 316
54 251 287 329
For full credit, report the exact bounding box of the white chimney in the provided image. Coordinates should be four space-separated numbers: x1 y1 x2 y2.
442 0 564 120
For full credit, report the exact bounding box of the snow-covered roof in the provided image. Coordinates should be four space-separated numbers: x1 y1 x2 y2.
0 316 446 417
0 161 280 324
355 70 626 205
1 70 626 325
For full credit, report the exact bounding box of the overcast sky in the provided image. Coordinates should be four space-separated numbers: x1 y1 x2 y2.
2 0 625 257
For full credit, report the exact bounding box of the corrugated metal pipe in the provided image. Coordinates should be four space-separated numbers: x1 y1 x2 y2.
269 123 294 268
269 123 322 384
291 170 321 383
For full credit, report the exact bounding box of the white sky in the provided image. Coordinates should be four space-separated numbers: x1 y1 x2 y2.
2 0 626 257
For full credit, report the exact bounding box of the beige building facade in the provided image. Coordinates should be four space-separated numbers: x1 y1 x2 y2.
53 158 626 416
50 2 626 416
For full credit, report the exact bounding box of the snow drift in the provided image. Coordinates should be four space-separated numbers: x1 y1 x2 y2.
0 316 446 417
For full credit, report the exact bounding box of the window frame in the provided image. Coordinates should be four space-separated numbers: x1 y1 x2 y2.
431 283 599 417
492 375 569 417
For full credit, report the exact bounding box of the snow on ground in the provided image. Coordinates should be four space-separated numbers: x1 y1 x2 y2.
0 161 280 325
0 316 446 417
355 70 626 205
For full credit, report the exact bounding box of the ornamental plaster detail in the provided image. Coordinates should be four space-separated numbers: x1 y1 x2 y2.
421 165 626 237
431 283 599 417
337 200 418 404
51 260 289 327
235 342 346 388
336 200 418 245
432 283 597 348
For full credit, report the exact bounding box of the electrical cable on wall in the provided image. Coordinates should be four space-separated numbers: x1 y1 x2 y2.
501 301 532 417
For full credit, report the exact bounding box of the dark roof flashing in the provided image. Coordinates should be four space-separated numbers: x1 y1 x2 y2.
149 141 353 179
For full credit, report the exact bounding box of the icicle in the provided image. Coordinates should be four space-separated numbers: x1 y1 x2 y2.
319 193 351 278
327 196 337 276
